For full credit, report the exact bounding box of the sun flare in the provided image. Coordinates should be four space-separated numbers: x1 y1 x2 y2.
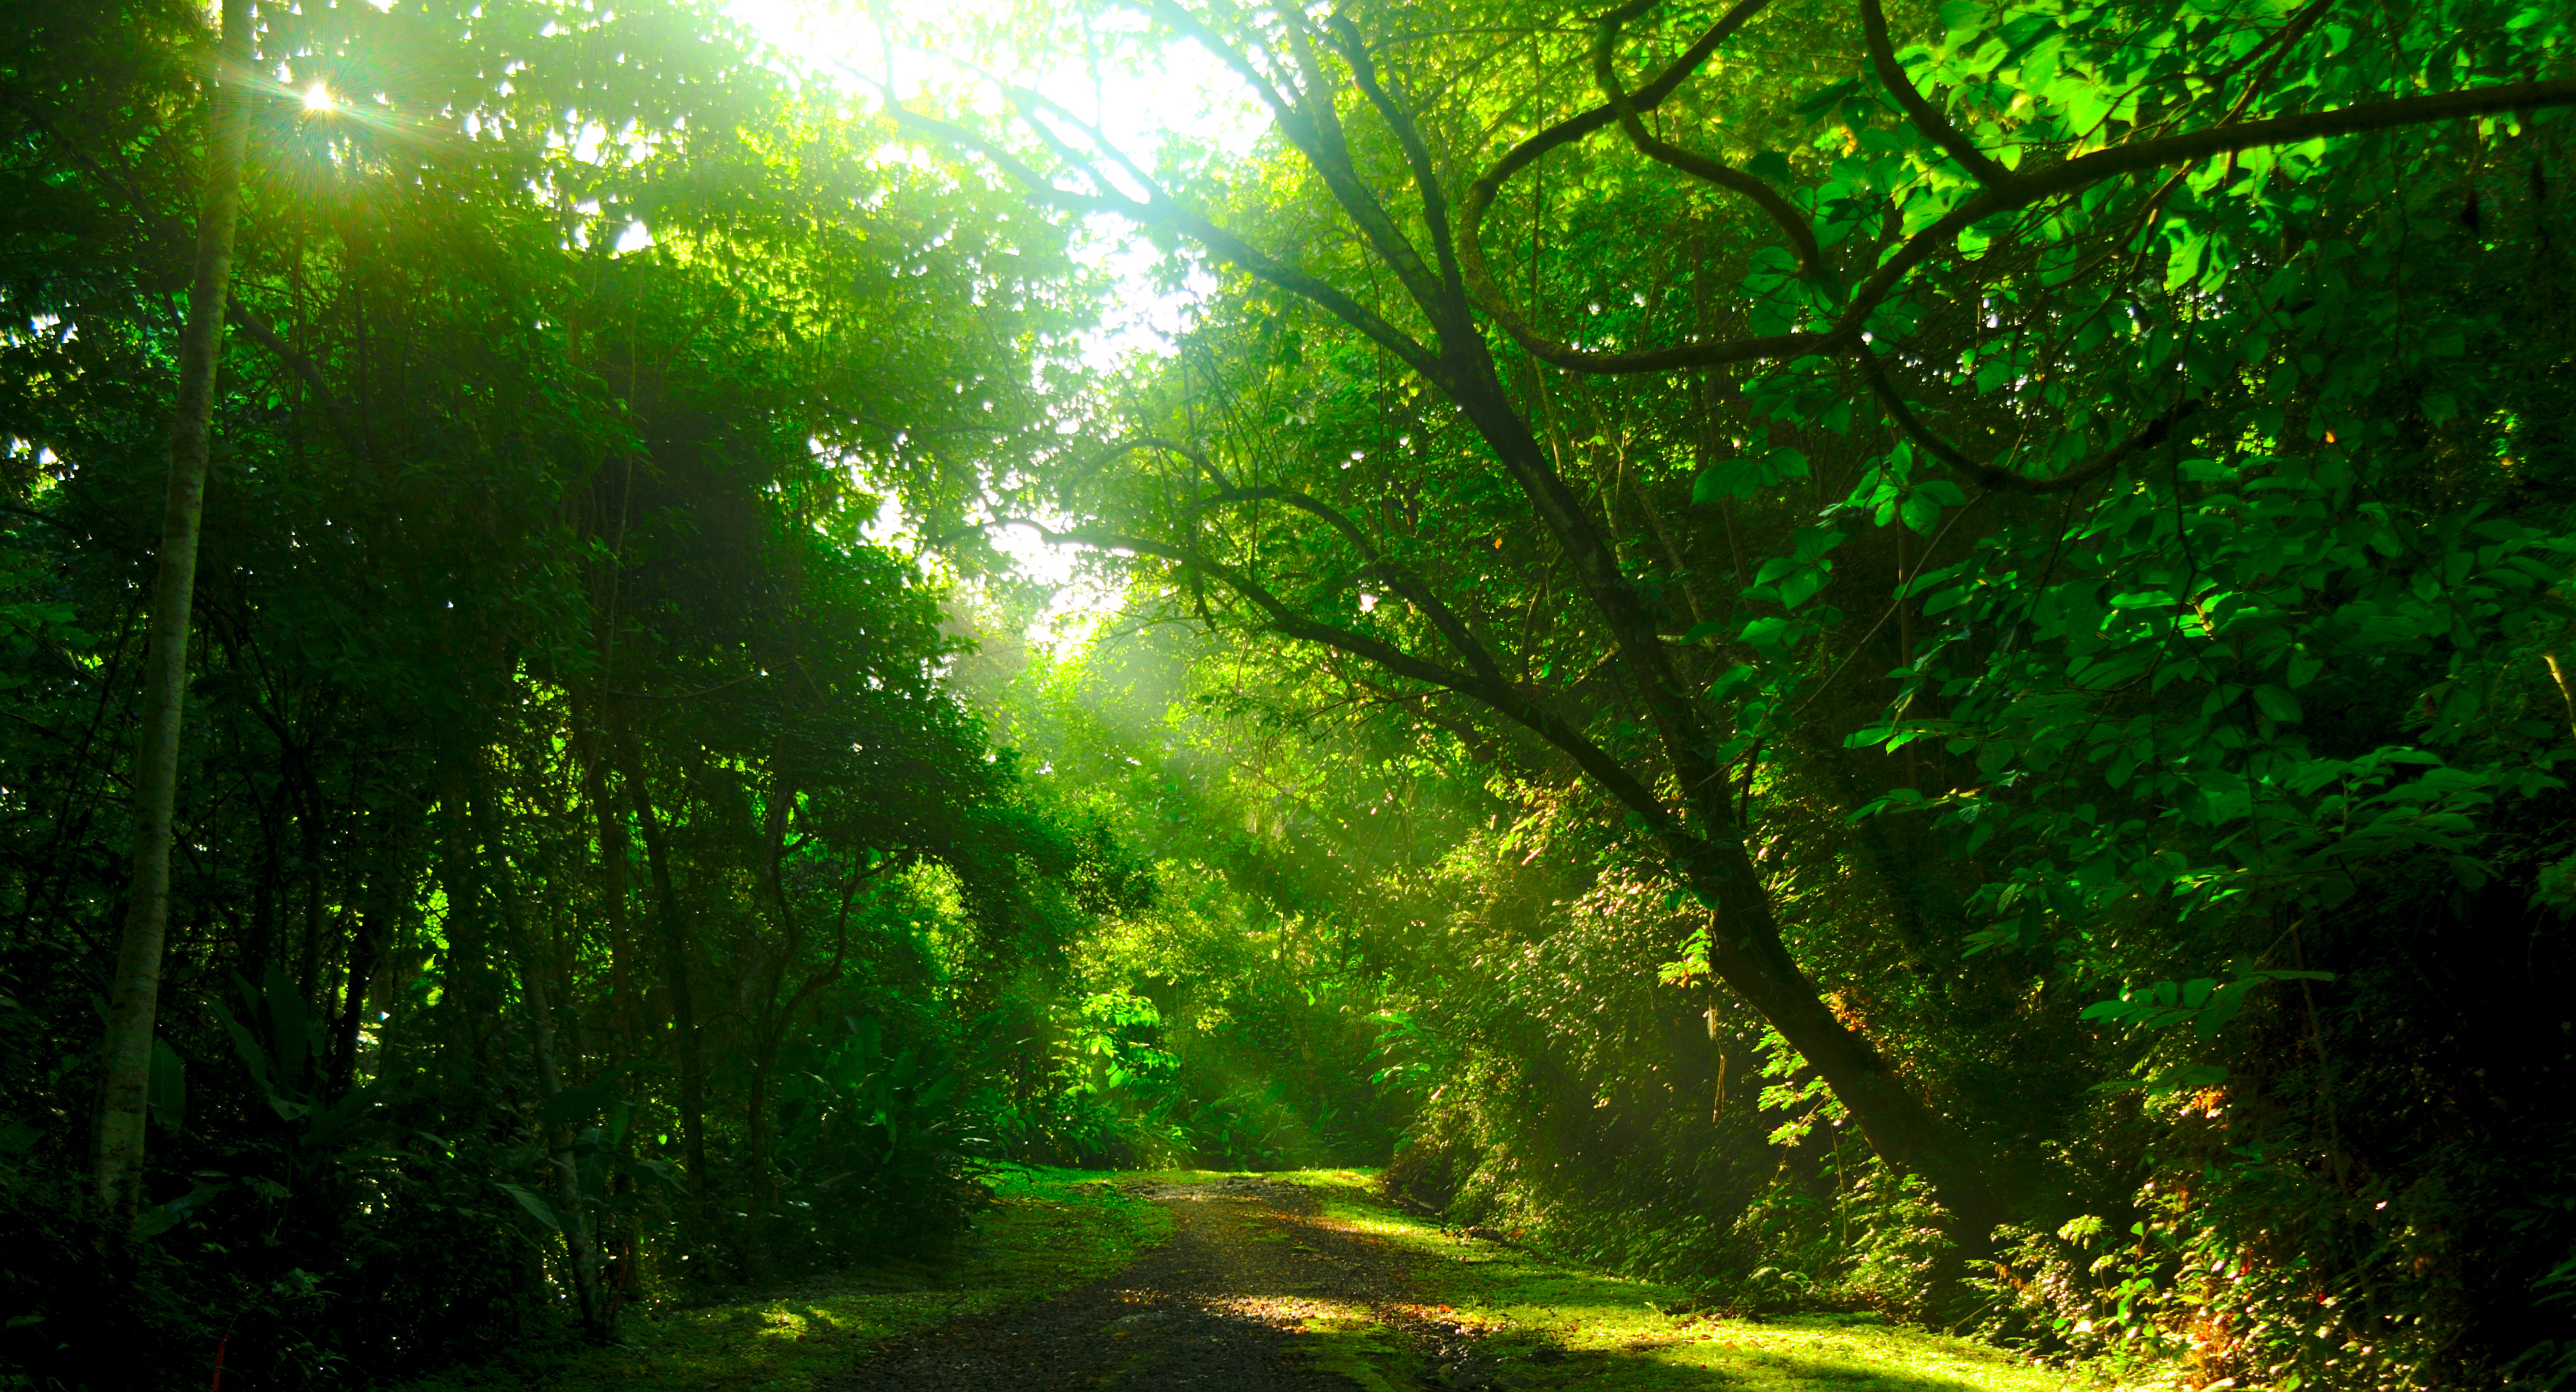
301 80 335 112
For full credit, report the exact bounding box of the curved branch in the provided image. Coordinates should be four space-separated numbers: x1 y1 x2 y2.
1595 2 1822 276
2206 0 2337 96
880 96 1444 377
1829 74 2576 344
1865 352 2202 493
1457 0 1778 365
1057 434 1242 502
1324 14 1471 313
1467 68 2576 375
223 297 366 457
1010 519 1671 821
1859 0 2013 186
1098 432 1514 690
1194 482 1512 691
1148 1 1450 316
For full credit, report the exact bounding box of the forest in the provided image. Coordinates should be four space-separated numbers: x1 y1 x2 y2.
1 0 2571 1388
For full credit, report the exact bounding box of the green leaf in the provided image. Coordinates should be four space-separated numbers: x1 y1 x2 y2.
2286 646 2324 688
1741 616 1804 649
133 1178 229 1239
1693 458 1766 504
210 994 270 1095
1698 447 1810 504
1900 491 1940 534
538 1065 637 1127
1777 566 1829 609
2253 687 2302 723
498 1182 564 1231
1794 78 1862 115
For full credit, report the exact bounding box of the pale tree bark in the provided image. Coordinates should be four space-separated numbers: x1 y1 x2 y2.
94 0 255 1226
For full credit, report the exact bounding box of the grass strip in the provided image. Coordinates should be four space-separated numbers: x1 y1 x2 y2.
400 1167 1170 1392
1299 1173 2089 1392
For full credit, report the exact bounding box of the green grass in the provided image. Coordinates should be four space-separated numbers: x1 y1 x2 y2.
405 1168 2096 1392
400 1167 1169 1392
1294 1171 2091 1392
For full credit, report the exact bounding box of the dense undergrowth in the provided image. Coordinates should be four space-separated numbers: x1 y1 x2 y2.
395 1167 1173 1392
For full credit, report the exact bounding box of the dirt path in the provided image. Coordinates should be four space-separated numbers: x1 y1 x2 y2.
824 1177 1489 1392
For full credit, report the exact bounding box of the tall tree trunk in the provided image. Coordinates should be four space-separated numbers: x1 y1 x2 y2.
579 737 642 1312
1683 852 2004 1238
620 741 709 1217
329 793 414 1102
468 771 605 1332
581 745 636 1071
94 0 253 1226
743 777 800 1207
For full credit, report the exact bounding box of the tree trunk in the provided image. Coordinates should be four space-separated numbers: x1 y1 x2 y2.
469 772 605 1332
743 777 800 1207
1683 850 2004 1239
620 742 709 1217
328 798 413 1103
94 0 253 1226
1445 323 2016 1243
1421 362 2010 1237
577 727 644 1313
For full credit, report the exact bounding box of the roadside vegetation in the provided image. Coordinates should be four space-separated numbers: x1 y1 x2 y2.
400 1169 1173 1392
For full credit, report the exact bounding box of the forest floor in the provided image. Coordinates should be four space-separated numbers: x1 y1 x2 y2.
412 1169 2091 1392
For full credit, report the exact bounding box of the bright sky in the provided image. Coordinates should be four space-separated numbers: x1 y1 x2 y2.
727 0 1265 652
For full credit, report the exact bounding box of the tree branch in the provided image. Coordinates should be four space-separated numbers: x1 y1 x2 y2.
1324 13 1472 314
1457 0 1778 366
1594 0 1822 276
879 95 1445 376
1865 352 2201 493
1195 481 1514 692
223 297 366 457
1469 68 2576 375
1010 518 1671 821
1860 0 2014 186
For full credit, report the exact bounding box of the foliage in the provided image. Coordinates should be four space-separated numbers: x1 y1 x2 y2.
878 0 2576 1380
0 0 1136 1383
9 0 2576 1385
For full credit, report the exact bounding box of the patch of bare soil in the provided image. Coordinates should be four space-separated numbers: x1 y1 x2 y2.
825 1178 1471 1391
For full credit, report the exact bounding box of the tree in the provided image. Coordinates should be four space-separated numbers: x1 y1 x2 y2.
94 0 252 1225
1 0 1115 1377
892 0 2576 1236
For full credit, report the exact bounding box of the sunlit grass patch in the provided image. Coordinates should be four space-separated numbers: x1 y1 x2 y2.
1298 1310 1413 1392
1314 1188 2089 1392
402 1167 1171 1392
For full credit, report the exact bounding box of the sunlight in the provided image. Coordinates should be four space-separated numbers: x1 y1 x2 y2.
991 518 1125 655
301 80 337 113
721 0 1258 650
723 0 1263 168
